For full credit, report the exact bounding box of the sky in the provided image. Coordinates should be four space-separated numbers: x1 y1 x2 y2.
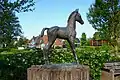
16 0 96 39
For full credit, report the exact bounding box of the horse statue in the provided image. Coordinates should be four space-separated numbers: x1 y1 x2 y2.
40 9 84 64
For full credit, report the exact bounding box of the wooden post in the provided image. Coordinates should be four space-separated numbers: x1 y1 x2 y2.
110 69 114 80
27 64 89 80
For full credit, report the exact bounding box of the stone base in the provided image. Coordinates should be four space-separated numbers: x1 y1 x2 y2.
27 63 89 80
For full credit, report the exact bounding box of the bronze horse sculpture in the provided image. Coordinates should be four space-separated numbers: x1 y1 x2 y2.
40 9 84 64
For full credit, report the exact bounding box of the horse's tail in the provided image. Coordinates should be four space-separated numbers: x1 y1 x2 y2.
40 28 49 37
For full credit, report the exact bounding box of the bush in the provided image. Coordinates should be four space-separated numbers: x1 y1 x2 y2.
50 49 74 63
77 47 110 80
0 49 44 80
0 48 11 53
0 46 119 80
50 47 111 80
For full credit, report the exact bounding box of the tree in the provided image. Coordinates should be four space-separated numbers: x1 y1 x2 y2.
87 0 120 54
0 0 35 48
93 32 101 40
0 0 35 13
16 36 29 47
86 37 92 46
80 32 87 46
0 10 22 47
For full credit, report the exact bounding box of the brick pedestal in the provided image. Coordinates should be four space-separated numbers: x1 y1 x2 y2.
27 64 89 80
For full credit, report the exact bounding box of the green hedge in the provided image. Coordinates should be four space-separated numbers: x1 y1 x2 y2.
50 47 111 80
0 49 44 80
0 46 119 80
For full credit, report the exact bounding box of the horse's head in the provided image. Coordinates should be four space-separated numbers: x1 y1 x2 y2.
75 9 84 25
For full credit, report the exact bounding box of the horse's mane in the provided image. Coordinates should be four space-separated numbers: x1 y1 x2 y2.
67 11 76 23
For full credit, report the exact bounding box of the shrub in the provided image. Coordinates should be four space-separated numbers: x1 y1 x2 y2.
0 46 119 80
77 48 110 80
50 47 110 80
0 48 11 53
0 49 44 80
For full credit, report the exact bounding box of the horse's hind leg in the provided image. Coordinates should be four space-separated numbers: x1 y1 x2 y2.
43 35 56 64
67 38 79 64
43 45 49 64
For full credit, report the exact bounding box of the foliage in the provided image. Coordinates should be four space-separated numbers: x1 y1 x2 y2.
50 46 111 80
0 48 11 53
0 48 44 80
86 37 92 46
78 47 110 80
80 32 87 46
0 0 35 48
16 36 29 47
0 46 119 80
93 32 101 40
0 10 22 48
64 40 71 49
64 38 80 49
50 49 74 63
87 0 120 47
0 0 35 13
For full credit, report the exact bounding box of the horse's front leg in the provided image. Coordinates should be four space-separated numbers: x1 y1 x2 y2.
67 38 79 64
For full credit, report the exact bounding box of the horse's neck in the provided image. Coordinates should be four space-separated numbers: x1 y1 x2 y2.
67 19 76 30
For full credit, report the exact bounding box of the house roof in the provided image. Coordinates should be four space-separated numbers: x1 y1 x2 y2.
30 35 65 46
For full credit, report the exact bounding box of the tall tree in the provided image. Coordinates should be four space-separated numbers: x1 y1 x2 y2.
80 32 87 46
87 0 120 54
0 0 35 48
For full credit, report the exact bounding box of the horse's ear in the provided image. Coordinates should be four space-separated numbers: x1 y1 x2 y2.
75 9 79 13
